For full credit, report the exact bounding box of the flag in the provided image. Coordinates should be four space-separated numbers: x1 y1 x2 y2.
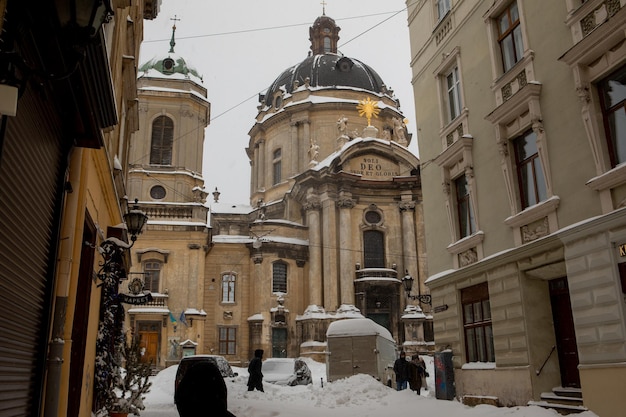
179 311 188 326
169 311 177 324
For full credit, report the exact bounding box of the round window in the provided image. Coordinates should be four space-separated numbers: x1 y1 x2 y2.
163 58 175 72
274 95 283 109
150 185 166 200
365 210 381 224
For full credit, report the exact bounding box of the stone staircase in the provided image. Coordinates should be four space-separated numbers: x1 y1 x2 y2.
528 387 588 415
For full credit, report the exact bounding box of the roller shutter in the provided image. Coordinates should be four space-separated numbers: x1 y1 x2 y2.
0 85 66 416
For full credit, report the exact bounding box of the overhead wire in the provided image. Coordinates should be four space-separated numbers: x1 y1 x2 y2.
132 4 418 202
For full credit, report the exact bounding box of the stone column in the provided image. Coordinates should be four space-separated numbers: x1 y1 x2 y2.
302 121 310 173
258 138 266 190
399 199 417 282
304 193 322 306
337 194 355 305
290 121 298 178
321 191 338 311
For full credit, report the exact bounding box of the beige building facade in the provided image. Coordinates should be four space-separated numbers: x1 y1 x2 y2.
408 0 626 415
127 29 212 370
206 13 430 367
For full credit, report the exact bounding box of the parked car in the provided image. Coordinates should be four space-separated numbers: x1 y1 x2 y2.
174 355 238 396
262 358 312 386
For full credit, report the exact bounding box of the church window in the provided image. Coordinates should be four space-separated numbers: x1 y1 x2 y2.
272 261 287 293
272 148 282 185
363 230 385 268
150 185 166 200
222 273 236 303
218 326 236 355
323 36 331 53
150 115 174 165
143 261 161 292
364 210 382 225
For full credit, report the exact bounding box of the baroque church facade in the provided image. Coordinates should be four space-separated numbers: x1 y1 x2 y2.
126 12 430 371
206 13 430 364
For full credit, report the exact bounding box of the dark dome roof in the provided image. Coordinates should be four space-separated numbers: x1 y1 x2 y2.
264 53 387 102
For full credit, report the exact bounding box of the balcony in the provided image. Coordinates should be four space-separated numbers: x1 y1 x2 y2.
355 268 400 283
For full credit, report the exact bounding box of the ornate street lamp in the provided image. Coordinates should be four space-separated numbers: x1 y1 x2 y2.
402 270 432 305
124 198 148 244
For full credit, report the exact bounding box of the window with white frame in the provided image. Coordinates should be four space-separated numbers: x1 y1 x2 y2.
272 261 287 293
218 327 236 355
272 148 282 185
497 1 524 72
221 273 236 303
436 0 451 21
446 66 462 122
455 174 476 239
599 65 626 168
462 283 495 363
514 129 547 209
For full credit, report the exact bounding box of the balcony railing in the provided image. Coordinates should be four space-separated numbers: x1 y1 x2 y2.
355 268 399 281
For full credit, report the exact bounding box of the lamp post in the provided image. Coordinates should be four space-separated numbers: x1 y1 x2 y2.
94 199 147 412
402 270 432 305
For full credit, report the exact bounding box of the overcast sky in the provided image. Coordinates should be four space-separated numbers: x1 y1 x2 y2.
139 0 417 204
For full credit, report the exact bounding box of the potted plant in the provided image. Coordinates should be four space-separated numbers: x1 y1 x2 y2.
107 334 153 417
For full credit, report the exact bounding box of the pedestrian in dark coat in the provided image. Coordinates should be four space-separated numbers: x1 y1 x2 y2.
408 355 425 394
393 351 410 391
247 349 264 392
174 361 236 417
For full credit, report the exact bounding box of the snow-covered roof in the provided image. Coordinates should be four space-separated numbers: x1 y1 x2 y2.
326 318 395 342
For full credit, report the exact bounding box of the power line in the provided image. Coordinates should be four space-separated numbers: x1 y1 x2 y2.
141 11 404 44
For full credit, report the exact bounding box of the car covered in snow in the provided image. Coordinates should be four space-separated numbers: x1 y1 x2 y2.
262 358 312 386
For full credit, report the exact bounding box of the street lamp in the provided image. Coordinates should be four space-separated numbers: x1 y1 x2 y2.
94 198 147 410
55 0 114 39
124 199 148 244
402 270 431 305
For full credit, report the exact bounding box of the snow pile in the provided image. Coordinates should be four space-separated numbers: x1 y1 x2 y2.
144 356 599 417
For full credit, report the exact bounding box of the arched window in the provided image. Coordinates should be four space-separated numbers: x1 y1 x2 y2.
272 261 287 293
222 273 236 303
323 36 331 53
150 115 174 165
143 261 161 292
363 230 385 268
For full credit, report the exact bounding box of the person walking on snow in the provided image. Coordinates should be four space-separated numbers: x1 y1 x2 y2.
393 351 410 391
247 349 264 392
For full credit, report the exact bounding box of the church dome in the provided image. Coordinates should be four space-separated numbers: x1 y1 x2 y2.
264 54 386 100
138 20 203 83
139 53 202 81
262 12 390 105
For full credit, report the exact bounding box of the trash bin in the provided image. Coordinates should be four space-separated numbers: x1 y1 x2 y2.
434 351 455 400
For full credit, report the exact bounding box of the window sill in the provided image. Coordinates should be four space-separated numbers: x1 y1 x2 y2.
504 196 560 229
586 163 626 192
447 231 484 255
461 362 496 370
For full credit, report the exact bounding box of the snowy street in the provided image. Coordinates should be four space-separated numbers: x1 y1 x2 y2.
141 357 599 417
